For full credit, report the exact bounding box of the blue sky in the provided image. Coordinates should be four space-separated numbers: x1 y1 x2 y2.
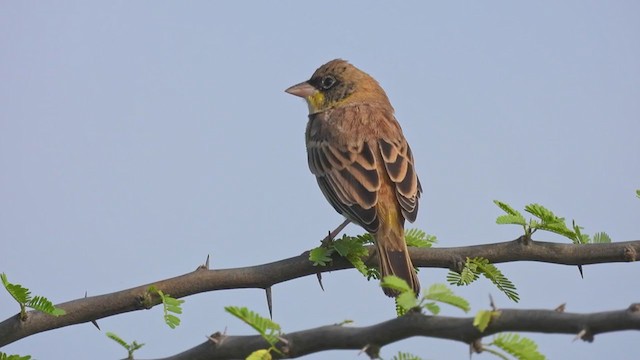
1 2 639 359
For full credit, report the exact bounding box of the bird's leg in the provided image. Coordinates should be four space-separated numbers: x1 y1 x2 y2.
316 218 351 291
321 218 351 247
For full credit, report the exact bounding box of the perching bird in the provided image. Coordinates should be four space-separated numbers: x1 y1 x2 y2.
285 59 422 297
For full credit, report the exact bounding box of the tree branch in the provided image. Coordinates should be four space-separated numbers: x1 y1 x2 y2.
151 304 640 359
1 237 638 346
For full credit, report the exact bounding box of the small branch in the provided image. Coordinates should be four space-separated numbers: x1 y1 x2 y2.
420 237 640 268
0 238 638 346
151 304 640 359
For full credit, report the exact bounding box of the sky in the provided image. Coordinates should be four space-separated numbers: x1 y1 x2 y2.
1 2 639 359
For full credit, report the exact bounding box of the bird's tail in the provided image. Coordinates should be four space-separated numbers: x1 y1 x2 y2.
375 228 420 298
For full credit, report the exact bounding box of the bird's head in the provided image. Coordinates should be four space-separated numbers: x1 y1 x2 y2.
285 59 391 114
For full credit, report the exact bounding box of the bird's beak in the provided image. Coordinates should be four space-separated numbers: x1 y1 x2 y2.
285 81 317 98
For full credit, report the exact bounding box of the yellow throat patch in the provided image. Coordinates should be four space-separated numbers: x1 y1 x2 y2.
306 91 326 114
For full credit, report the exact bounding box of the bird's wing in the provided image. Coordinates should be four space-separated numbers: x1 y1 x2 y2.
378 138 422 222
307 139 381 232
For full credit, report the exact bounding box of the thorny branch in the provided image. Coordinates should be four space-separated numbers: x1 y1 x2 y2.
153 304 640 359
0 237 638 348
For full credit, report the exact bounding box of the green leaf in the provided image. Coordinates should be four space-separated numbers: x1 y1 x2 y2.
225 306 281 347
496 214 527 226
571 220 590 244
381 276 417 315
366 267 381 281
392 351 423 360
491 333 546 360
0 353 32 360
424 283 471 313
396 292 418 313
353 232 375 245
536 221 575 240
309 247 334 266
332 236 371 276
311 230 432 279
247 349 272 360
395 300 407 316
332 236 361 257
473 258 519 302
149 288 185 329
524 203 557 223
494 200 527 227
164 297 184 313
494 200 524 218
106 332 145 358
27 296 66 316
446 267 479 286
1 273 31 304
528 218 540 230
446 271 462 285
405 228 437 248
349 256 371 277
380 275 413 293
592 232 612 243
310 233 373 273
106 332 129 349
636 189 640 199
423 302 440 315
451 258 519 302
474 309 499 332
1 274 65 317
164 314 180 329
523 204 588 244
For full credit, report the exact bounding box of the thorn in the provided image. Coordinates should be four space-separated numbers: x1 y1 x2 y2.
628 303 640 313
452 258 466 274
574 328 594 342
623 245 637 261
555 303 566 312
278 336 290 355
196 255 210 271
207 329 226 345
316 273 325 291
277 336 289 345
358 344 369 356
359 343 380 359
265 287 273 319
322 230 331 245
489 294 497 311
470 339 483 355
336 319 354 326
577 265 584 279
84 292 101 330
573 329 584 342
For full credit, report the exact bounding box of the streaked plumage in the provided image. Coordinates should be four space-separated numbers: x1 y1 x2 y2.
286 59 422 297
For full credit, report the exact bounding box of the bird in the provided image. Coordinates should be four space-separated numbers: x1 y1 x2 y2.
285 59 422 297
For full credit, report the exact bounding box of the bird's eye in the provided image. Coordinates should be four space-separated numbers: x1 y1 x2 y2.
321 75 336 89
